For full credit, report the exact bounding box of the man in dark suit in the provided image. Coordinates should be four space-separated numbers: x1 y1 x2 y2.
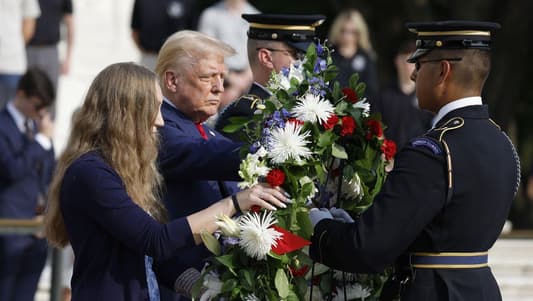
215 14 325 141
309 21 520 301
0 67 55 301
153 30 243 300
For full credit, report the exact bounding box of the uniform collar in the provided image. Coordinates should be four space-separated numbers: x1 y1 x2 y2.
252 82 272 97
6 101 26 133
431 96 482 128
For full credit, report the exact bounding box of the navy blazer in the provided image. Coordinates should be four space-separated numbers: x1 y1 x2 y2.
61 152 196 301
155 101 241 286
0 108 55 218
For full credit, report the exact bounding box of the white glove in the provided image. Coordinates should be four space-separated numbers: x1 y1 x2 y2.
309 208 333 227
329 207 354 223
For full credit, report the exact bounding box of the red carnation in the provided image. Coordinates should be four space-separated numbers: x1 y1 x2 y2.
250 205 261 213
342 87 358 103
340 116 356 136
289 265 310 277
266 169 285 187
365 119 383 140
323 114 339 130
381 139 397 161
287 118 304 126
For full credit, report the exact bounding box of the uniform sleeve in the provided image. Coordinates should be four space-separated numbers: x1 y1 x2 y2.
310 145 447 273
0 133 53 181
158 127 242 181
65 159 195 260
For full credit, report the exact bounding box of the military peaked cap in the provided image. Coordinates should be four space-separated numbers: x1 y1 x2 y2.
405 20 501 62
242 13 326 52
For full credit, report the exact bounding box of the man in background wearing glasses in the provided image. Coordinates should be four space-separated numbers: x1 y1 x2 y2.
215 13 325 142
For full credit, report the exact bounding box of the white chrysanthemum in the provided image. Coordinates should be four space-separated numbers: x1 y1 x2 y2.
331 283 371 301
238 211 282 260
291 93 334 124
238 147 270 189
353 97 371 117
243 293 261 301
200 272 223 301
268 122 312 164
215 214 240 237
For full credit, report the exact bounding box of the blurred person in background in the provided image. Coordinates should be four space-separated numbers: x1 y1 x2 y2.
329 9 379 99
0 0 41 109
131 0 199 71
198 0 259 95
43 62 287 301
372 40 432 149
0 67 55 301
215 13 325 141
27 0 74 116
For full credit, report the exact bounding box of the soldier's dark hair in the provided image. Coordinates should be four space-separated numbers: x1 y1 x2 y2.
436 49 491 90
17 67 55 107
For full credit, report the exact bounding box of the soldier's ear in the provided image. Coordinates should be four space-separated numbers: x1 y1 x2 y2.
257 48 274 69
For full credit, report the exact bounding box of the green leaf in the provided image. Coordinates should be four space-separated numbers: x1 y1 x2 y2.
296 210 313 239
223 123 246 133
318 131 335 148
221 278 238 293
332 143 348 159
356 82 367 97
349 73 360 88
239 269 254 289
215 254 237 276
275 268 290 298
200 231 221 256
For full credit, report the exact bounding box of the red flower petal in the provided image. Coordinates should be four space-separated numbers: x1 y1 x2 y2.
271 225 311 255
266 169 286 187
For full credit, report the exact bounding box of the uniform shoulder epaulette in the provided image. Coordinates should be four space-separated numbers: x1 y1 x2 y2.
430 117 465 142
240 94 264 109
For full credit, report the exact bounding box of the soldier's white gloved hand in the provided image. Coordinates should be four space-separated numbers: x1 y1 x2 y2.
309 208 333 227
329 207 354 223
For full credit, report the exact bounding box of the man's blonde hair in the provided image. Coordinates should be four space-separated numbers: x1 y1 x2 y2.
155 30 236 83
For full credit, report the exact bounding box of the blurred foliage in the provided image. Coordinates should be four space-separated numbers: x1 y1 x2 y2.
197 0 533 227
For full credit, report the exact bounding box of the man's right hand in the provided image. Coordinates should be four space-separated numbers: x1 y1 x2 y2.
38 112 54 139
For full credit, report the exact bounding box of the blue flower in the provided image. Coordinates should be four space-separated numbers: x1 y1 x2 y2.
281 67 290 77
249 142 261 154
314 59 328 73
316 43 324 56
281 108 291 118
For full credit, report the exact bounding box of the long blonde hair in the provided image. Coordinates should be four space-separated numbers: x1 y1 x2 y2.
329 9 375 58
44 62 166 247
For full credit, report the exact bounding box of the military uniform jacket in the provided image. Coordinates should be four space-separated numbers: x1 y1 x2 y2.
215 82 270 142
310 105 520 301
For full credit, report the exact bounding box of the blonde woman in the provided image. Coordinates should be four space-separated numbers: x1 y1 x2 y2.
44 62 287 301
329 9 378 98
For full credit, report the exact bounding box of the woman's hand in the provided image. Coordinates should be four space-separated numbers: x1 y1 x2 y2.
235 183 289 212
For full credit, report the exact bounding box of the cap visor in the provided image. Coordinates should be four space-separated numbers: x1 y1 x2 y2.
286 41 312 53
407 49 430 63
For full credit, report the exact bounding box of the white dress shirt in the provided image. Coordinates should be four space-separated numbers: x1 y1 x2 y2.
6 101 52 150
431 96 482 128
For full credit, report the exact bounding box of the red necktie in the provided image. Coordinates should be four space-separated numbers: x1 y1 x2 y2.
195 123 208 140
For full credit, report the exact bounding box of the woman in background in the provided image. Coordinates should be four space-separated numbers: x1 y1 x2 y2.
329 9 379 99
44 62 287 301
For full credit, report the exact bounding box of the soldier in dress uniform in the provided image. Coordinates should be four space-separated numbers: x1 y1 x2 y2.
215 13 325 141
308 21 520 301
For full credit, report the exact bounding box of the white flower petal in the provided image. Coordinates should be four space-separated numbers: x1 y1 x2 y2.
268 122 312 164
238 211 282 260
291 93 335 124
353 98 371 117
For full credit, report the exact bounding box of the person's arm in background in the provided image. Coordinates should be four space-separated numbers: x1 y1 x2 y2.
61 0 74 74
22 0 41 43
